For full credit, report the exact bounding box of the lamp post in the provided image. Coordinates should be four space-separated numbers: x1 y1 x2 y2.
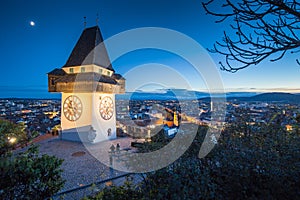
146 124 155 142
8 136 17 144
108 144 115 179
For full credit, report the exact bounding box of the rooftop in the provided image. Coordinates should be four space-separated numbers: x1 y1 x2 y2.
63 26 114 71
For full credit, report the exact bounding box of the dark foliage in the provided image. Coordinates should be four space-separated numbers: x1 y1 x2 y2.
86 120 300 199
0 119 65 199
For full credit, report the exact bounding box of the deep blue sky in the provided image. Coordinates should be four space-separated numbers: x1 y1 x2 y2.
0 0 299 98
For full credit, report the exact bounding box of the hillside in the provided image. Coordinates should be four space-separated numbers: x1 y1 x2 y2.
231 92 300 103
117 91 300 103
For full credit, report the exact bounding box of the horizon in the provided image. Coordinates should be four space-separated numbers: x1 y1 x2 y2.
1 87 300 100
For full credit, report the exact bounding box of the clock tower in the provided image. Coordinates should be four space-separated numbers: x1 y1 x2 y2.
47 26 125 143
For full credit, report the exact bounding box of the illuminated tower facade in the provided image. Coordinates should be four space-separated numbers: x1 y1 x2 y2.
47 26 125 143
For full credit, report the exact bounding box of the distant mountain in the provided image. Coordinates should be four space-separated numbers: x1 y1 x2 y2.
230 92 300 103
1 90 298 103
116 90 260 100
116 89 209 100
116 91 300 103
225 92 259 98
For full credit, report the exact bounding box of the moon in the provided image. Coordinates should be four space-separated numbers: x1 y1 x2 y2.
30 21 35 26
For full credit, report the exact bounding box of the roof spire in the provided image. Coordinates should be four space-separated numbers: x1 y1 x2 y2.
96 13 99 26
84 16 87 29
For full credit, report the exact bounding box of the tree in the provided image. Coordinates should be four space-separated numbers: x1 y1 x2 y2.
83 178 143 200
202 0 300 72
0 119 65 199
85 121 300 199
0 120 29 155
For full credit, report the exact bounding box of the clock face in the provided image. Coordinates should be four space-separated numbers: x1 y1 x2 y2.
63 95 83 121
99 96 114 120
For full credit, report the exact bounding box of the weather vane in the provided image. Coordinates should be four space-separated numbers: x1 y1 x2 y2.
84 16 87 28
96 13 99 25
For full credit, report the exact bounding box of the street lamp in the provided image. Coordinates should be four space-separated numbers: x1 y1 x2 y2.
146 124 155 142
8 136 17 144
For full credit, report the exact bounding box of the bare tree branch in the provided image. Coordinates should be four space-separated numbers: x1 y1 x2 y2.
202 0 300 72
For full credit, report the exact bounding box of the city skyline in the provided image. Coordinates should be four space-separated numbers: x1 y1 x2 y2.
0 0 299 98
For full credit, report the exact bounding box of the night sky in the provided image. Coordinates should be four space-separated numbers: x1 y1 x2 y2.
0 0 299 98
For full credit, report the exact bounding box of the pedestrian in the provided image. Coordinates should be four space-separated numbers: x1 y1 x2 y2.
116 143 120 153
110 144 115 154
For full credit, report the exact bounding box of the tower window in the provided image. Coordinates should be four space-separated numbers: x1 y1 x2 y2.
99 69 103 74
69 68 74 73
50 78 55 85
81 67 85 73
107 71 110 76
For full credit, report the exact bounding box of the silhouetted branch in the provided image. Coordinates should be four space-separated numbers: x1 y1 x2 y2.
202 0 300 72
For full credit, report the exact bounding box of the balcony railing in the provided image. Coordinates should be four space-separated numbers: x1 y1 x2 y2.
50 81 125 94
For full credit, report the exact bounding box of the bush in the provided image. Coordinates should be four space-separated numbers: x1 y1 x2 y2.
0 119 65 199
85 122 300 199
83 179 142 200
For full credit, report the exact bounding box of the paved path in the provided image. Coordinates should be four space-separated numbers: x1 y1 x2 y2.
31 133 56 143
36 137 141 199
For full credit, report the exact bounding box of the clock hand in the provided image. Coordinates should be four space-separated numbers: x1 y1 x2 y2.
68 102 73 109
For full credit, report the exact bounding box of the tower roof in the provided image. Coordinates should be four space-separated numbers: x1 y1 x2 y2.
63 26 114 71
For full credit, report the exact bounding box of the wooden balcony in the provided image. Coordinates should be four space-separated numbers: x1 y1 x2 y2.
49 81 125 94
